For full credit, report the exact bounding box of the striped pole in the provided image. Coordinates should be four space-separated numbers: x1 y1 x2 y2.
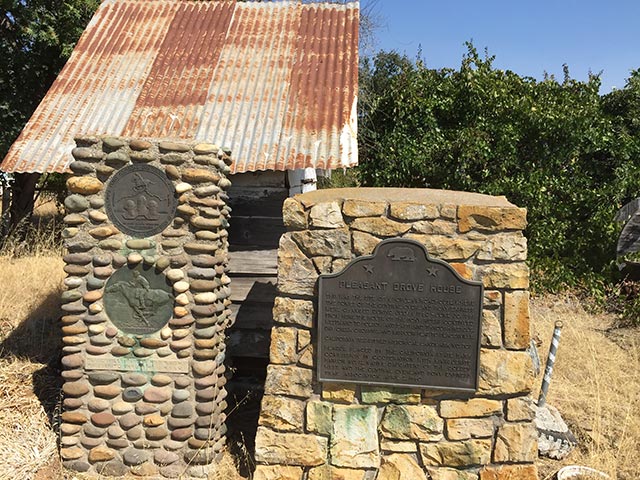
538 321 563 407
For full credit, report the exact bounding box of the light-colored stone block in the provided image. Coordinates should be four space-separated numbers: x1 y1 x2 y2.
503 291 531 349
269 327 298 364
258 395 305 432
350 217 411 237
445 417 496 441
330 405 380 468
306 400 333 436
458 205 527 233
439 399 503 419
264 365 313 398
342 199 387 218
493 423 538 463
254 465 304 480
360 386 421 405
390 202 439 221
506 397 535 422
322 383 356 403
377 454 428 480
254 427 327 466
479 464 538 480
283 198 307 230
477 263 529 289
426 467 479 480
272 297 314 328
277 234 317 296
476 233 527 261
420 439 492 467
292 229 351 258
308 465 367 480
380 404 443 441
478 349 534 396
482 309 503 348
310 201 346 228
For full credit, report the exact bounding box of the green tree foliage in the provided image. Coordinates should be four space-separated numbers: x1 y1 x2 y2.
0 0 99 159
359 44 640 290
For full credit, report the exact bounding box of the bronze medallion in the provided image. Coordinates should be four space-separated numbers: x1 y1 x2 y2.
104 265 173 335
318 238 484 392
105 163 177 238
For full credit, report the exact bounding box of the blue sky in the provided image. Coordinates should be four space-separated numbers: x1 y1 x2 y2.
361 1 640 93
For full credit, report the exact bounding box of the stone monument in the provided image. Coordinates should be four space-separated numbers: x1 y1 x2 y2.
59 136 233 478
254 188 538 480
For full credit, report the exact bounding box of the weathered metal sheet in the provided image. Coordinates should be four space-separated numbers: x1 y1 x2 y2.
1 0 359 174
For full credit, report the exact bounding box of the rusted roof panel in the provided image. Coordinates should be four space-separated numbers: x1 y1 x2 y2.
1 0 358 174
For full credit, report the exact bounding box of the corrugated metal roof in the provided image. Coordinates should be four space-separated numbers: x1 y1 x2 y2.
1 0 359 174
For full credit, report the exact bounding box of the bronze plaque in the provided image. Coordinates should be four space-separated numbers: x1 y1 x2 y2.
318 238 483 392
105 163 177 237
104 265 173 335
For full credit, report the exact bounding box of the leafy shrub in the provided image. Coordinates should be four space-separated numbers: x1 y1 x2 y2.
358 44 640 291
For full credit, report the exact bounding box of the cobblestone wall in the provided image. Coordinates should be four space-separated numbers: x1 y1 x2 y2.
254 188 538 480
60 136 233 478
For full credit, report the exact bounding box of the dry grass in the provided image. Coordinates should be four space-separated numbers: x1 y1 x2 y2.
1 236 638 479
532 294 640 480
0 254 65 480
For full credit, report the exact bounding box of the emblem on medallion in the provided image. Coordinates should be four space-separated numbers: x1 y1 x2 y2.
105 164 177 237
104 266 173 335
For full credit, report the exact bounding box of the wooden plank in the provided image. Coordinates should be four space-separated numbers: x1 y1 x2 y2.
228 248 278 275
229 302 273 330
228 186 287 217
229 276 277 303
228 329 270 358
228 216 285 247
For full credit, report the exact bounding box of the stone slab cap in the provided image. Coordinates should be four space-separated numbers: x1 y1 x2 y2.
295 188 515 208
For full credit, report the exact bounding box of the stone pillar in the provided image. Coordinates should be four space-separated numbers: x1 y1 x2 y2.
60 136 233 478
254 188 538 480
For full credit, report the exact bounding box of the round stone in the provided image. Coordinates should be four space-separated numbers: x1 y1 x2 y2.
60 447 84 460
156 256 171 270
118 336 137 347
140 338 167 349
101 460 128 477
92 254 112 267
172 328 190 340
173 281 189 293
127 252 143 264
93 266 114 278
88 372 119 384
62 354 83 369
107 425 125 438
89 210 108 223
126 239 153 250
119 412 142 429
151 374 173 386
143 414 165 427
88 324 106 335
99 239 123 250
122 373 148 386
106 437 129 449
133 347 153 357
111 402 134 416
172 390 191 402
170 338 192 350
86 345 109 355
61 424 82 435
126 425 144 440
87 398 111 412
166 269 184 282
157 346 172 357
143 387 171 403
83 424 106 438
175 293 189 305
88 303 103 314
61 411 89 426
130 139 152 151
160 327 172 340
154 449 179 466
63 381 90 397
105 327 118 337
171 428 193 441
111 346 130 356
146 426 169 441
172 402 195 418
64 277 83 288
86 276 105 290
64 194 89 213
136 403 158 415
92 411 116 427
112 253 127 267
123 448 150 466
62 370 83 381
123 387 143 402
93 387 120 401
